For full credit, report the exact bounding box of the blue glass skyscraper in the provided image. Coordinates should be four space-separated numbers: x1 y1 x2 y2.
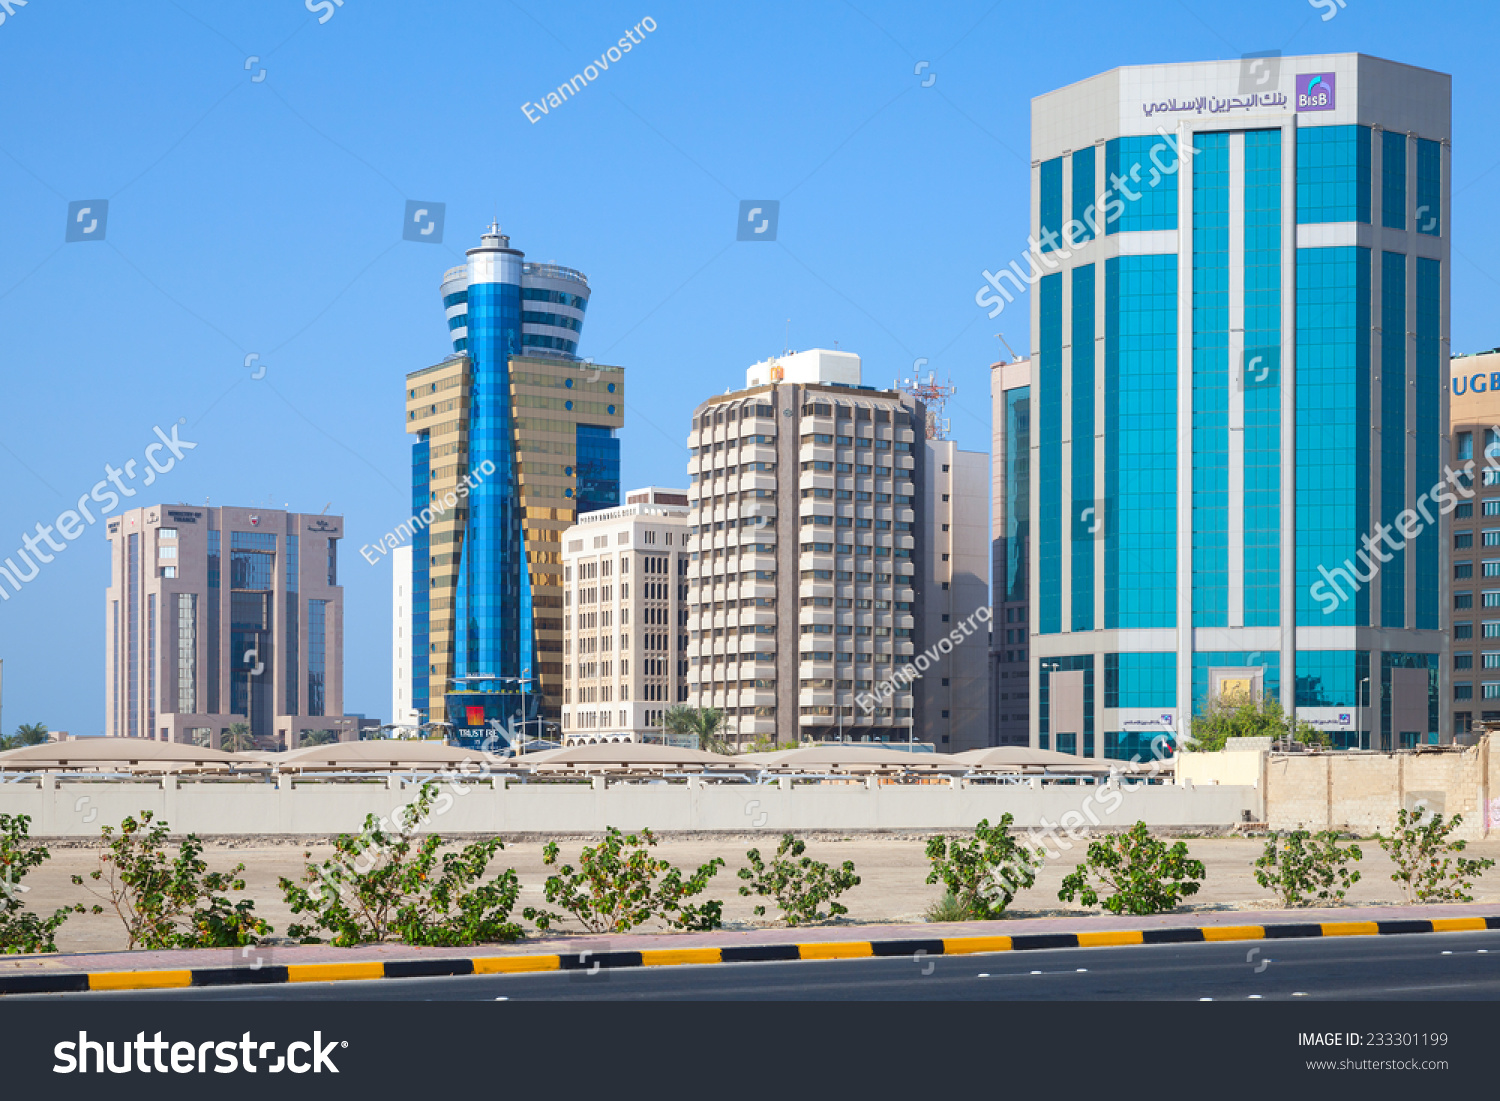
1020 54 1451 754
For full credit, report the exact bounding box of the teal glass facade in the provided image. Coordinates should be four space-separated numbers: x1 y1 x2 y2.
1071 264 1095 631
1295 246 1370 627
1415 258 1441 629
1104 136 1179 233
1244 130 1282 626
1004 387 1030 604
1104 255 1177 628
1296 125 1370 224
1039 157 1063 251
1416 139 1441 235
1038 273 1063 634
1071 145 1096 244
1381 130 1406 230
1296 649 1370 749
1379 251 1406 627
1192 133 1229 627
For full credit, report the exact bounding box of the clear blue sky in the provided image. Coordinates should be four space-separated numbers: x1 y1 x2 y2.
0 0 1493 735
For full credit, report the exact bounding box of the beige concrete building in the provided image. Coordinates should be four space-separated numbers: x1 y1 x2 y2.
1447 348 1500 737
685 349 989 749
105 505 356 749
560 488 690 742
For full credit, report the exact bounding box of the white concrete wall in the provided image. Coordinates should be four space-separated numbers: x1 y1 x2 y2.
0 777 1257 837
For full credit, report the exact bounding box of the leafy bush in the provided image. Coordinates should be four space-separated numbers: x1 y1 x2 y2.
280 782 522 946
71 811 269 949
924 815 1040 921
1057 821 1205 915
737 834 860 926
0 812 81 954
1253 830 1362 907
524 827 725 933
1375 807 1496 904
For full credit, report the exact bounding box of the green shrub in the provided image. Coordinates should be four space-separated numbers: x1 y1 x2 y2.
923 891 971 924
0 812 81 954
280 782 522 946
924 815 1040 920
1375 807 1496 904
72 811 268 949
525 827 724 933
1057 821 1205 916
737 834 860 926
1253 829 1362 907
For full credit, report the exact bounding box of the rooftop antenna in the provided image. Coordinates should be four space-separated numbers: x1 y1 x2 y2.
994 332 1020 363
321 502 332 515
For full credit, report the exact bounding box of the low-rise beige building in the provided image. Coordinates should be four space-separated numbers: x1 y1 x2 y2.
560 488 690 743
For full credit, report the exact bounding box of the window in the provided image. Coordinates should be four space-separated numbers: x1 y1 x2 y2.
1485 622 1500 639
1456 592 1474 609
1456 621 1474 639
1458 432 1475 461
158 528 178 539
1486 500 1500 517
1455 653 1473 669
1457 502 1475 519
1486 653 1500 670
1457 562 1474 579
1485 531 1500 547
1457 533 1475 549
1456 683 1474 700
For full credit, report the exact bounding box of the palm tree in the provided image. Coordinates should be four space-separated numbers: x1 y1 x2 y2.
221 723 256 752
1 723 47 750
663 706 729 754
300 729 338 748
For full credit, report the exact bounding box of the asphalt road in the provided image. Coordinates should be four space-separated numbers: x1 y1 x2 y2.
13 930 1500 1001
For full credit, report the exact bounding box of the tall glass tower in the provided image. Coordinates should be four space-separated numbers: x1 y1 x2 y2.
1023 53 1451 755
405 225 622 742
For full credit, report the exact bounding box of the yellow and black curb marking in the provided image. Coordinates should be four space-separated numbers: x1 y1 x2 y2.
5 915 1498 995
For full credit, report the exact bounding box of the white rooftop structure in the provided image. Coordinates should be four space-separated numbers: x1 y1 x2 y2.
745 348 862 389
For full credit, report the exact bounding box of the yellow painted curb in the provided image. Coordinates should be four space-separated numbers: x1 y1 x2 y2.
942 936 1013 955
473 955 561 974
285 962 385 984
1431 917 1489 933
1201 925 1265 942
1320 921 1381 937
1077 930 1146 948
89 969 193 992
798 941 874 960
640 948 723 968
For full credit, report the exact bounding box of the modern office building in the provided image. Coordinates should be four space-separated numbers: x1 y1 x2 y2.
390 544 421 730
1026 53 1451 755
560 487 691 743
990 355 1032 746
404 224 623 743
685 348 988 748
1447 348 1500 738
105 505 355 749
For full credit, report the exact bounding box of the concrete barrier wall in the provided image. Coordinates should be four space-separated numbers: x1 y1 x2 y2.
0 777 1258 838
1182 737 1500 840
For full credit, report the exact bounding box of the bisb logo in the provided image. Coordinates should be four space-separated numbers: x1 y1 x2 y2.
1296 72 1336 111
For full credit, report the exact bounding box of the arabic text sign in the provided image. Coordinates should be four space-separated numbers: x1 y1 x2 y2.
1142 92 1288 117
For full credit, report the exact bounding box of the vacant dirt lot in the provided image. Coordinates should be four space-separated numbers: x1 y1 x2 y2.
16 834 1500 954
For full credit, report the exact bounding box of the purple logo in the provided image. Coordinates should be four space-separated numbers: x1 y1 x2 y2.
1296 72 1336 112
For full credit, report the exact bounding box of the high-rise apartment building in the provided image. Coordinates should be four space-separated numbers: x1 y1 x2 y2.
105 505 352 749
990 355 1032 746
1446 349 1500 739
560 487 691 743
404 224 623 742
685 349 987 748
1024 53 1451 755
